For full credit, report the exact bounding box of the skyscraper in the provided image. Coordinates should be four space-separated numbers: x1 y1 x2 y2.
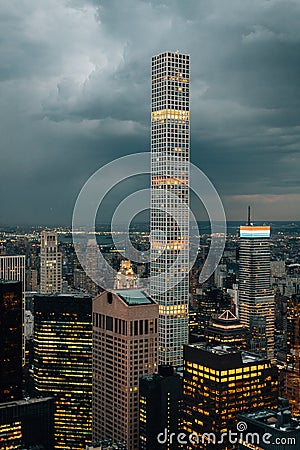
139 365 183 450
0 255 26 363
33 294 92 449
239 221 275 359
0 280 23 403
150 51 190 367
40 230 62 294
284 294 300 416
182 343 278 450
93 289 158 450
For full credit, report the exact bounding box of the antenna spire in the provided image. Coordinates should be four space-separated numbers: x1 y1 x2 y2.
248 206 251 226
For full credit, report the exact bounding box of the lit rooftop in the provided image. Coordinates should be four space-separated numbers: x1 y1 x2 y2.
114 289 154 306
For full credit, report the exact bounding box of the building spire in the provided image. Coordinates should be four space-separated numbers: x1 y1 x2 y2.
248 205 251 226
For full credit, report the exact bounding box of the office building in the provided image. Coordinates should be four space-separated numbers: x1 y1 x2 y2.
182 343 278 449
33 294 92 449
139 365 183 450
239 222 275 359
205 310 249 349
0 397 54 449
150 51 190 366
284 294 300 416
238 408 300 449
93 289 158 450
0 280 23 403
0 255 26 363
40 230 62 294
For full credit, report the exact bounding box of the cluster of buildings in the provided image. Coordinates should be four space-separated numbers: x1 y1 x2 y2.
0 51 300 450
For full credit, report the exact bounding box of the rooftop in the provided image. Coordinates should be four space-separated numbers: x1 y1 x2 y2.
114 289 155 306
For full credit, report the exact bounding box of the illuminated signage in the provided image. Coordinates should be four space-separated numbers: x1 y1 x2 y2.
240 226 270 238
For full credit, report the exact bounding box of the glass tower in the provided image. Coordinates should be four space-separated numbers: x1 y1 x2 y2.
33 294 92 449
239 225 275 359
150 51 190 367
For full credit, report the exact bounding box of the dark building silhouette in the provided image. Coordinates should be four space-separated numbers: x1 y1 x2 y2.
93 289 158 450
0 280 23 403
205 310 249 349
139 365 183 450
182 344 279 450
33 294 92 449
0 397 54 449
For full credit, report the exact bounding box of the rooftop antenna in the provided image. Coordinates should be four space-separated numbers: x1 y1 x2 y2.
248 206 251 226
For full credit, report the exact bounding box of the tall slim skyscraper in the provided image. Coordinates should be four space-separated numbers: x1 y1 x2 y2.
40 230 62 294
93 289 158 450
239 223 275 359
150 51 190 367
33 294 92 449
0 280 23 403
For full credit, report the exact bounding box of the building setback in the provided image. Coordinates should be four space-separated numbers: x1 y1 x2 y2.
150 51 190 367
33 294 92 449
182 343 278 450
93 289 158 450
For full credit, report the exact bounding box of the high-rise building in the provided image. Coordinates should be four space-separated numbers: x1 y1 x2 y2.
139 365 183 450
239 222 275 359
33 294 92 449
0 280 23 403
150 51 190 367
40 230 62 294
93 289 158 450
0 255 26 288
0 255 26 363
238 408 300 450
0 397 54 449
182 343 278 450
284 294 300 416
205 310 250 349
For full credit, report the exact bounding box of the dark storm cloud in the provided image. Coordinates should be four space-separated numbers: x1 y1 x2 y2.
0 0 300 224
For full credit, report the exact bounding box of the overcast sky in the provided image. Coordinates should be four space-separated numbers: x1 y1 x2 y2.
0 0 300 225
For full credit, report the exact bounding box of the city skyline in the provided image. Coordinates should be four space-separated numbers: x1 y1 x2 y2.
0 1 300 224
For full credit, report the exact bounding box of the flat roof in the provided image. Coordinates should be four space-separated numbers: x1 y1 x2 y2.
114 289 154 306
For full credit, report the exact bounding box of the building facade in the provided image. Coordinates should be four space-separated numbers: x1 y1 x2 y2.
284 294 300 416
139 365 183 450
182 343 278 450
93 289 158 450
40 230 62 294
0 397 54 449
0 280 23 403
239 225 275 359
0 255 26 363
150 51 190 367
33 294 92 449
